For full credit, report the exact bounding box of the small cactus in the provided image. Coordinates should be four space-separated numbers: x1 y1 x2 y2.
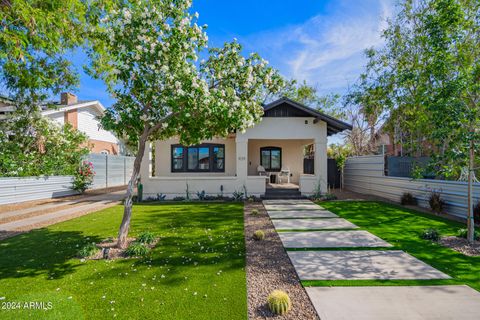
267 290 291 315
251 209 259 215
253 230 265 241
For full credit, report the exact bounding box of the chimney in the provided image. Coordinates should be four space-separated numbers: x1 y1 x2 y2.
60 92 78 105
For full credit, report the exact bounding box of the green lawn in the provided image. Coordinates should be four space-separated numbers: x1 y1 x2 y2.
302 201 480 291
0 203 247 320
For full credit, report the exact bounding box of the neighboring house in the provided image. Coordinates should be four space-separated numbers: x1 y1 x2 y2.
140 97 352 199
374 122 434 157
0 92 124 155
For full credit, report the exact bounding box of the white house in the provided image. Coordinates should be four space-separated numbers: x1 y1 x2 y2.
0 92 125 155
140 98 351 199
43 93 124 155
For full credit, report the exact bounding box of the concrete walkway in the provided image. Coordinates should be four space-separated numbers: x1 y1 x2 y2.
264 199 480 319
306 285 480 320
0 191 124 239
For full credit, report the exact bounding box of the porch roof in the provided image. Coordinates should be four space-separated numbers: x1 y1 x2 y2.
263 97 352 136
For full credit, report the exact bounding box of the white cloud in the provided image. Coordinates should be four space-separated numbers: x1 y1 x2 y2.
241 0 395 95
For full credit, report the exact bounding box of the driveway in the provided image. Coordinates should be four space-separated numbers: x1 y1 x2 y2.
0 191 125 240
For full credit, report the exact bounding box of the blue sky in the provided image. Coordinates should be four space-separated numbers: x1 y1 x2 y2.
74 0 394 110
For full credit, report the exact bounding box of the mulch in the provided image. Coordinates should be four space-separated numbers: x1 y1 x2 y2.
439 236 480 256
244 202 319 320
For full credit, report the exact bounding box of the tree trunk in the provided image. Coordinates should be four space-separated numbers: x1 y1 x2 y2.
467 139 475 243
340 167 344 190
117 135 148 248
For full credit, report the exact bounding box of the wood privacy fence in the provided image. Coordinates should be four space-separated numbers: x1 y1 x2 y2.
0 154 135 205
344 155 480 220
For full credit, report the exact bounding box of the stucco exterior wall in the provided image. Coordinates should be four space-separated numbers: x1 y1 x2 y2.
153 137 236 177
247 139 313 183
141 116 330 198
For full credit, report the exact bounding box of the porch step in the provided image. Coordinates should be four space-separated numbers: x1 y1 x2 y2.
263 188 305 200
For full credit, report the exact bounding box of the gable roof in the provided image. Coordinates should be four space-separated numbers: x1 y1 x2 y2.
262 97 352 136
0 96 106 118
41 100 105 116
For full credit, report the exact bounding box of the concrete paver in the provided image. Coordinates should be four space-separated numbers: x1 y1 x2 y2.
306 285 480 320
288 250 451 280
267 210 337 219
278 230 392 248
272 218 358 230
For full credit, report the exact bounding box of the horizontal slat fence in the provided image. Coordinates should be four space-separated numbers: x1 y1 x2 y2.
344 155 480 220
0 154 135 205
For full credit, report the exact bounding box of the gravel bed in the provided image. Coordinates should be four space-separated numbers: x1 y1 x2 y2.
244 202 319 320
439 236 480 256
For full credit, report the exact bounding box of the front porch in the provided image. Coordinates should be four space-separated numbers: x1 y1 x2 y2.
139 98 351 200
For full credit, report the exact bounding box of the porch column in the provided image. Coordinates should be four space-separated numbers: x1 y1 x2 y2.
235 138 248 184
314 138 328 193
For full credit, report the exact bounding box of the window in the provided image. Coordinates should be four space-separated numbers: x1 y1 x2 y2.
172 146 184 170
172 144 225 172
213 146 224 171
260 147 282 171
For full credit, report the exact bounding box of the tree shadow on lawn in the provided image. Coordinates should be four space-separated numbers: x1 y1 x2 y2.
0 228 102 280
0 202 245 284
87 202 246 284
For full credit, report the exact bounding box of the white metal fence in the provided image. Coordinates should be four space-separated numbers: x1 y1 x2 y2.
0 154 135 205
344 155 480 220
88 154 135 189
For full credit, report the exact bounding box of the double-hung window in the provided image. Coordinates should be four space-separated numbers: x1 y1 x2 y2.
172 144 225 172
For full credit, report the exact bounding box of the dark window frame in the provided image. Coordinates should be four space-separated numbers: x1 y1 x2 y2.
260 146 282 172
171 143 225 173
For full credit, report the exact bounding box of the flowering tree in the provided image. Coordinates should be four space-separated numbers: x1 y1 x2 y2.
88 0 284 247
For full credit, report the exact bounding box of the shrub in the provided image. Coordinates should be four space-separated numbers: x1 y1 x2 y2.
125 242 150 257
0 117 89 177
267 290 291 315
203 195 218 201
457 228 480 241
401 192 417 205
196 190 206 200
155 193 166 201
251 209 259 215
77 243 99 258
137 231 156 244
253 230 265 241
173 196 185 201
420 228 440 241
323 193 337 201
232 190 244 201
247 196 255 203
72 161 95 193
429 192 445 213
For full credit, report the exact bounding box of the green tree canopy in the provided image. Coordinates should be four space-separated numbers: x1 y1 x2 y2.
87 0 285 247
